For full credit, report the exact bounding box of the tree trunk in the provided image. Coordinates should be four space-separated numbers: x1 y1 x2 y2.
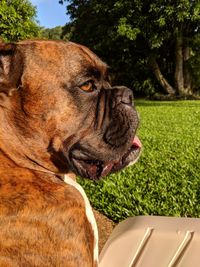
183 46 192 94
148 55 175 95
174 30 185 95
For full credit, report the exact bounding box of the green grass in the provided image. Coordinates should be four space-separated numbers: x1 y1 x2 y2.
78 100 200 222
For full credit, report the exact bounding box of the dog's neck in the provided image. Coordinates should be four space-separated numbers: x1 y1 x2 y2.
0 106 60 175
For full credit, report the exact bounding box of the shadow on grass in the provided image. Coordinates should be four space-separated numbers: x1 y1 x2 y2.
135 99 200 108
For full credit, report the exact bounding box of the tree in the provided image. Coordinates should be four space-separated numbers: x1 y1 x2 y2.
0 0 40 42
119 0 200 97
60 0 200 97
188 33 200 94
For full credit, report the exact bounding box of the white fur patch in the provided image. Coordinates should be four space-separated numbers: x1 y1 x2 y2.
64 175 99 265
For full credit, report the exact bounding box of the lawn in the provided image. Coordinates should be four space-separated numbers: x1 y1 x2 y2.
78 100 200 222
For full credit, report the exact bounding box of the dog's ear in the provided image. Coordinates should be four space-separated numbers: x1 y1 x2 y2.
0 42 16 91
0 42 22 107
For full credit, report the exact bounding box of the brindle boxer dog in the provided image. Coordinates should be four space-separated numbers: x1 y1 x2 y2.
0 40 141 267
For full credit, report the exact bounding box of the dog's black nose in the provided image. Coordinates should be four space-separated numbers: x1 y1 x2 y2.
112 86 133 106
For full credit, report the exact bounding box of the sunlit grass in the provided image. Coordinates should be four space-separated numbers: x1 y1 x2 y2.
78 100 200 222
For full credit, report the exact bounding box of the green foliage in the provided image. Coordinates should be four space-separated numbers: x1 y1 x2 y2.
78 100 200 222
0 0 40 42
117 18 140 41
112 0 200 53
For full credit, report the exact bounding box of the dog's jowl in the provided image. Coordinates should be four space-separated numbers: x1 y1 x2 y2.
0 40 141 267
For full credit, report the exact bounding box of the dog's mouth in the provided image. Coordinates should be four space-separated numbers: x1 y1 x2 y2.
70 136 142 180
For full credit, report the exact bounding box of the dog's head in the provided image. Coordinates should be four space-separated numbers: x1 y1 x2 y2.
0 40 141 180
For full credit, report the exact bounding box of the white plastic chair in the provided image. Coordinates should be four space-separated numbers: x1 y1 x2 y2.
99 216 200 267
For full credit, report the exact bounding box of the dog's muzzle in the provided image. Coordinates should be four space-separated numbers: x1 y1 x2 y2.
68 86 142 180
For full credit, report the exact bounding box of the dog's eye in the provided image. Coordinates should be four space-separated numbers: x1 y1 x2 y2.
80 81 96 92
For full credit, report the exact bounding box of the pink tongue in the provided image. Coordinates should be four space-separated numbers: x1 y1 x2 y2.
132 136 142 148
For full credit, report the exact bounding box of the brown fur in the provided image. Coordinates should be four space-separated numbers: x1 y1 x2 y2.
0 40 139 266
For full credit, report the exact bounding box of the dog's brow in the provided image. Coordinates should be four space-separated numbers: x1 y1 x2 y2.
86 67 101 79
